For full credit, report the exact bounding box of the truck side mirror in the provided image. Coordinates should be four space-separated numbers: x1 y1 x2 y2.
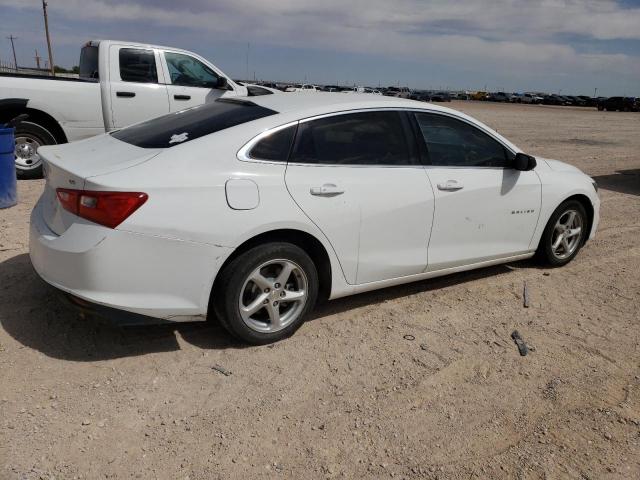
216 76 229 90
513 153 537 171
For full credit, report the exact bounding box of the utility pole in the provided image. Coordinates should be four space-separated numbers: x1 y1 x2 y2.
594 87 598 98
245 42 249 81
7 35 18 70
34 49 42 69
42 0 55 76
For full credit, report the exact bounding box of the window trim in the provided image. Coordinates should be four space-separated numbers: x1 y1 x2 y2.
159 49 233 91
411 111 517 170
117 47 159 84
238 108 518 168
238 120 300 164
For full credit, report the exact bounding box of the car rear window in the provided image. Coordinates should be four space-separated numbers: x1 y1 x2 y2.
112 99 277 148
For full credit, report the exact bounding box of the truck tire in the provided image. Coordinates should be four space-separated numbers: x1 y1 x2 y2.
14 121 56 179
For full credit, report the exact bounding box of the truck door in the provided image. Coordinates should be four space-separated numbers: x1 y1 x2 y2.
159 50 237 112
108 46 170 129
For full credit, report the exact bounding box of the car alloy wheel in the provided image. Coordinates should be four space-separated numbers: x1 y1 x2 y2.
238 259 308 333
550 209 583 260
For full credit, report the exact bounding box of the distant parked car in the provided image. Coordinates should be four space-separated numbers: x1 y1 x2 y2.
285 84 320 93
576 96 597 107
384 86 412 98
471 91 489 101
520 93 542 104
597 96 638 111
488 92 512 102
410 91 431 102
565 96 587 107
542 95 565 106
342 86 382 95
429 91 451 102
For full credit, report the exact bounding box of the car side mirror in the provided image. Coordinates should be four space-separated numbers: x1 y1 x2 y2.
216 76 229 90
513 153 537 171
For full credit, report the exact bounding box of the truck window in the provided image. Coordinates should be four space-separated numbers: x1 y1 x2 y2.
164 51 219 88
79 45 99 80
111 99 277 149
119 48 158 83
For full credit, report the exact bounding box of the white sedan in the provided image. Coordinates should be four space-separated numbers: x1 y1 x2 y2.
30 94 600 344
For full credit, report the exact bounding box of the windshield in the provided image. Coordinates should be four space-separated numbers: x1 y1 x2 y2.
112 99 277 148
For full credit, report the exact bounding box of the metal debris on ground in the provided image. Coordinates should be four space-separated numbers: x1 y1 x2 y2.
211 364 232 376
403 334 415 341
523 281 530 308
511 330 529 356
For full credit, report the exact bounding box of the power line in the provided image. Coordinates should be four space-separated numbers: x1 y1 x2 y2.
6 35 18 70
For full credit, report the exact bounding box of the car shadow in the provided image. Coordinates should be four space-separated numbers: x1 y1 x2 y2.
1 252 520 361
591 169 640 196
0 253 243 362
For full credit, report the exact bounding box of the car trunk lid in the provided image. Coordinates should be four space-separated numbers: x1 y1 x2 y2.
38 134 160 235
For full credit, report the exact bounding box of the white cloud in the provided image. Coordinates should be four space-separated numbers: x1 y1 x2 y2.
2 0 639 88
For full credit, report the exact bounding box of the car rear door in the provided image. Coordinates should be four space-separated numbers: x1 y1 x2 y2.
284 110 434 285
159 50 236 112
108 45 170 129
413 112 541 271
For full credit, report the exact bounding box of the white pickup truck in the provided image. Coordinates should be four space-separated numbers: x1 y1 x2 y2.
0 40 248 177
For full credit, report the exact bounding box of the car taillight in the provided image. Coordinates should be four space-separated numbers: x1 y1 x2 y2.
56 189 148 229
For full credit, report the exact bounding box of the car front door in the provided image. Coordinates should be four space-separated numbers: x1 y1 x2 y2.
108 46 170 129
285 110 434 285
160 51 235 112
413 112 542 271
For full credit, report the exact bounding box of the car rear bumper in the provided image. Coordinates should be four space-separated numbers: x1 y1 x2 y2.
29 197 232 322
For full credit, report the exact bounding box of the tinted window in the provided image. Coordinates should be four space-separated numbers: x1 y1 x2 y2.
79 45 99 80
290 111 416 166
165 51 219 87
119 48 157 83
246 85 274 96
415 113 512 167
249 126 296 161
112 99 276 148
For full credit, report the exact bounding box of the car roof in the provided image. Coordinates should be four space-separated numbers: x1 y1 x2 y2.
246 92 458 117
236 93 522 154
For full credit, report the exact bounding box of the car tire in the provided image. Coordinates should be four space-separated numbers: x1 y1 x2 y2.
14 121 57 179
536 200 588 267
213 242 319 344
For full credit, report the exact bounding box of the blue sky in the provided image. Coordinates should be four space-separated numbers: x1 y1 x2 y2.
1 0 639 96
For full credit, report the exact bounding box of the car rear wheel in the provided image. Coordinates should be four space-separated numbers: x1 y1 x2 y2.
213 242 319 344
14 121 56 179
537 200 588 267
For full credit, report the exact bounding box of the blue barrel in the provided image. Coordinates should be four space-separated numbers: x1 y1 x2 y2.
0 127 17 209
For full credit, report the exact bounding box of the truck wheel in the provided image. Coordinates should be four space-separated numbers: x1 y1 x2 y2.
14 121 56 179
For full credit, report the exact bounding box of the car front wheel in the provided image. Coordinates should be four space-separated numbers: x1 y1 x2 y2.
213 242 319 344
537 200 588 266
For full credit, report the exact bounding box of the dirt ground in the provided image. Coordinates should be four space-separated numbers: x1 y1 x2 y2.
1 101 639 480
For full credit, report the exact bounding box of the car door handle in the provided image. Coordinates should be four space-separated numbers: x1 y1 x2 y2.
174 95 191 100
116 91 136 98
437 180 464 191
310 184 344 197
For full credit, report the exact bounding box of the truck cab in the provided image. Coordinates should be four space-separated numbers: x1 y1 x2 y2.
0 39 247 177
82 40 246 129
